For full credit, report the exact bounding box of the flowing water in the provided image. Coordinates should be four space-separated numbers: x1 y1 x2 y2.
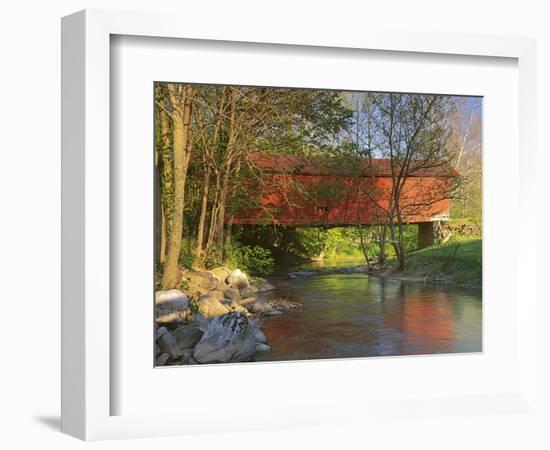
255 265 482 362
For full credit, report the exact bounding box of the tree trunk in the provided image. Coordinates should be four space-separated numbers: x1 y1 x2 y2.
377 224 387 266
159 203 167 263
195 167 210 257
358 223 370 268
156 91 172 265
388 218 404 270
204 173 221 254
215 178 229 247
225 216 234 246
214 90 238 248
162 85 194 289
394 218 406 271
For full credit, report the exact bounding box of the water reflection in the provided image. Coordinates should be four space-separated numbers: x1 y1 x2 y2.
255 274 482 362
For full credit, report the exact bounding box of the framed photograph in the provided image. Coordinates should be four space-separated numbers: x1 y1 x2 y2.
62 9 537 440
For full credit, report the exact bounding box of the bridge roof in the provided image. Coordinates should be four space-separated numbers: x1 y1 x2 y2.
248 152 459 178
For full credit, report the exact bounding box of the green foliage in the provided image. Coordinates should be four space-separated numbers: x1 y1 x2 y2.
202 241 275 276
223 242 275 276
187 297 200 315
155 262 164 291
238 225 379 266
401 225 419 254
178 277 190 292
178 238 196 270
203 245 224 271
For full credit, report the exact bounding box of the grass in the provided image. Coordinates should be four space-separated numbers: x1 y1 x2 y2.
398 238 482 288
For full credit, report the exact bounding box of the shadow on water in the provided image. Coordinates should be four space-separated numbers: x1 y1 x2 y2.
255 270 482 362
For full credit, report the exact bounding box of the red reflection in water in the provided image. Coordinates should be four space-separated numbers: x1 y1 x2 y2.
388 292 454 353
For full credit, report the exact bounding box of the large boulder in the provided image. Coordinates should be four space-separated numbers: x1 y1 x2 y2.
239 278 276 297
155 290 189 325
185 270 221 292
250 300 283 316
191 311 210 332
156 353 170 366
210 267 231 285
201 290 225 302
227 269 250 290
238 296 258 308
255 343 271 353
173 324 203 349
250 278 275 293
198 292 230 318
158 331 184 359
157 325 204 360
228 301 249 315
249 321 267 344
223 287 241 302
156 325 168 340
239 286 257 298
193 312 258 364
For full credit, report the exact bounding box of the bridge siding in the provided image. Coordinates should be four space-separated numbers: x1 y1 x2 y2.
231 173 451 226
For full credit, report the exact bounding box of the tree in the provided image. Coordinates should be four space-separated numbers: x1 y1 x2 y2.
188 85 353 261
447 97 482 219
157 83 196 289
357 92 457 270
155 85 173 264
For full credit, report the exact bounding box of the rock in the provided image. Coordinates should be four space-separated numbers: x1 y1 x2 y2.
191 312 210 332
173 325 203 349
185 271 221 291
155 326 168 340
251 278 275 293
239 286 257 298
251 300 283 316
187 285 209 297
182 348 194 362
249 323 267 344
227 269 250 290
158 331 184 359
228 301 249 315
253 298 302 315
238 296 258 306
155 290 189 325
188 357 199 365
193 312 257 364
255 343 271 353
200 290 225 302
223 287 241 302
155 343 162 356
198 293 230 318
210 267 231 284
156 353 170 366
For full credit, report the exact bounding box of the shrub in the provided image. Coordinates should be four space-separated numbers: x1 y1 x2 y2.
178 238 196 270
223 242 275 276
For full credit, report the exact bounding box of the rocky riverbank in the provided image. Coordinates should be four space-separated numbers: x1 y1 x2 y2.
155 267 301 366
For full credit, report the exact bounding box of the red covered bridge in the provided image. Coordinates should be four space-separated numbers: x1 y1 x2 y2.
231 153 459 248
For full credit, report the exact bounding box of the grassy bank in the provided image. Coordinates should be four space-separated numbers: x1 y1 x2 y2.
395 238 482 288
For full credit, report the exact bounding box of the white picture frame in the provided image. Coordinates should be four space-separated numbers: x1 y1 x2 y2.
61 9 537 441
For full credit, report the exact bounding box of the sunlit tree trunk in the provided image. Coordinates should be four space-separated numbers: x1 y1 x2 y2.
377 224 387 266
159 204 167 263
195 167 210 257
158 105 171 264
162 84 195 289
214 88 238 248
